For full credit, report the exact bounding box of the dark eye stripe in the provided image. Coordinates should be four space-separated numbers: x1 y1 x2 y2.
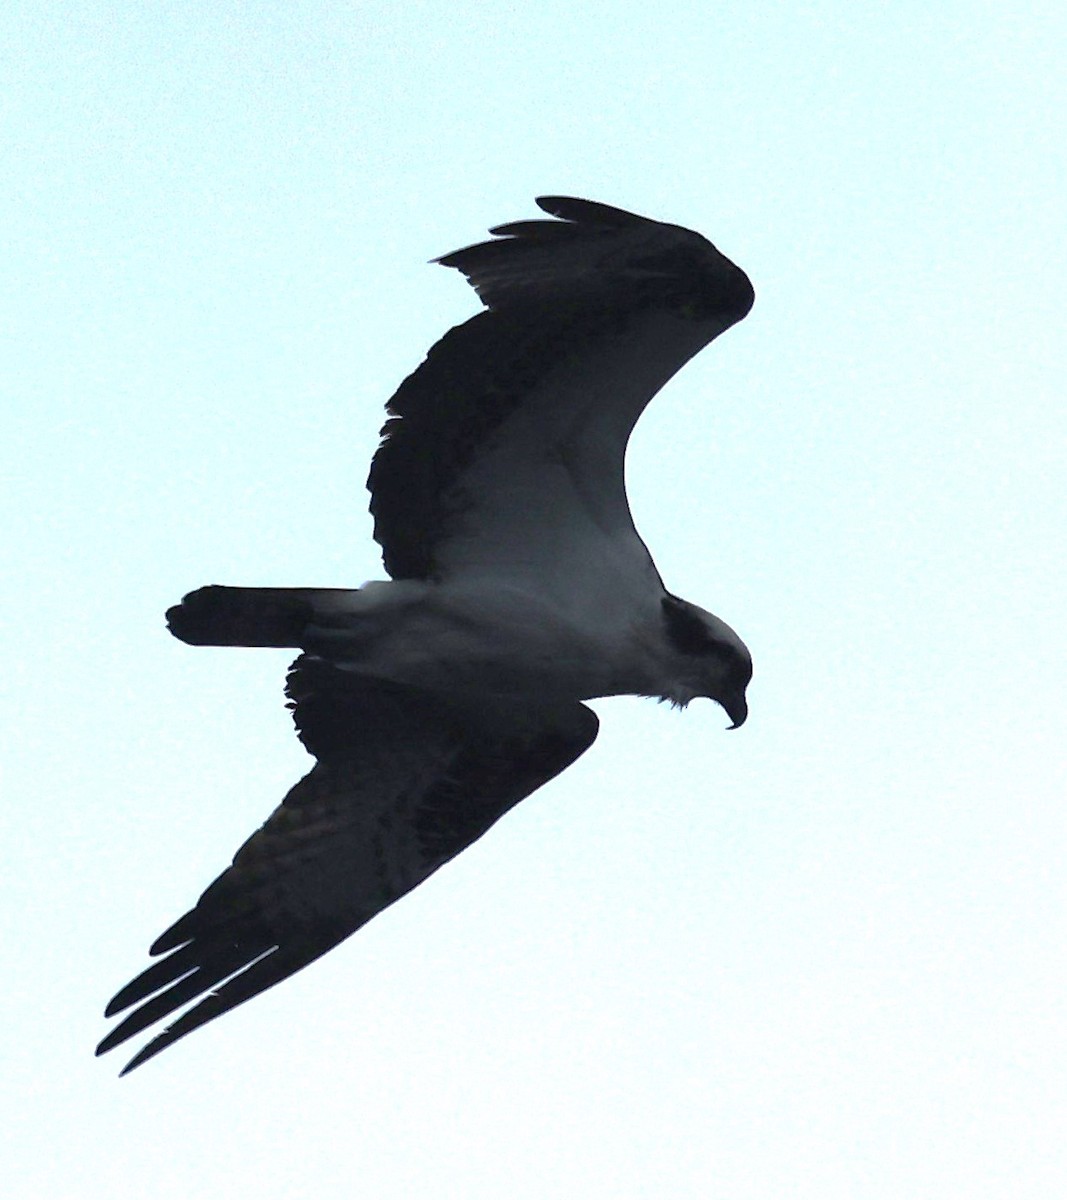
661 595 724 657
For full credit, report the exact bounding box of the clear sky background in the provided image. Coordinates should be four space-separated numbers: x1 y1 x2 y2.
3 3 1065 1197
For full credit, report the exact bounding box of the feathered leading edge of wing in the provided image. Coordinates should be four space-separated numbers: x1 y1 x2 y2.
97 656 599 1074
368 196 755 583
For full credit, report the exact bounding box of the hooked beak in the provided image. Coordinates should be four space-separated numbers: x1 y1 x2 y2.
723 691 748 730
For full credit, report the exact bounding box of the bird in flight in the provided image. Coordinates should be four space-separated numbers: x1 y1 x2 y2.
98 196 755 1074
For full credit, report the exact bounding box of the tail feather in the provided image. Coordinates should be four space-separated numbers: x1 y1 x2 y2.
166 586 347 647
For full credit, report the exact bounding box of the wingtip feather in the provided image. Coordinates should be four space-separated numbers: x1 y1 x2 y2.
534 195 650 226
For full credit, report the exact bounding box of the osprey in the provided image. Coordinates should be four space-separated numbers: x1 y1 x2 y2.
98 196 755 1073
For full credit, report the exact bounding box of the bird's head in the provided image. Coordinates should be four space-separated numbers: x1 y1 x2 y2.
659 594 752 727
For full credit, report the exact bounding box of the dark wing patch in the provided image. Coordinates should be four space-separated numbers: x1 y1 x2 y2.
284 652 453 759
286 655 600 871
413 707 599 863
367 306 628 580
98 662 598 1073
369 196 754 581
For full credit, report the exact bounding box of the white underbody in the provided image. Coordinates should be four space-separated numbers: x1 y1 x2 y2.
304 577 677 703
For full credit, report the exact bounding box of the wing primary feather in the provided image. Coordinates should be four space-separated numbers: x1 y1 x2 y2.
486 219 583 240
97 943 269 1054
534 195 654 226
115 944 326 1076
150 912 200 956
104 941 203 1016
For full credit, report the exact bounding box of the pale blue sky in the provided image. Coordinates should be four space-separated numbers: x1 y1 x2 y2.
3 3 1065 1197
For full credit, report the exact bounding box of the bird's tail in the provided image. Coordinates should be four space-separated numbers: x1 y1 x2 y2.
166 586 354 647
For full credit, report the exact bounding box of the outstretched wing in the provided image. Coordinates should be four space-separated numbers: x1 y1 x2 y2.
368 196 754 617
98 657 598 1074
